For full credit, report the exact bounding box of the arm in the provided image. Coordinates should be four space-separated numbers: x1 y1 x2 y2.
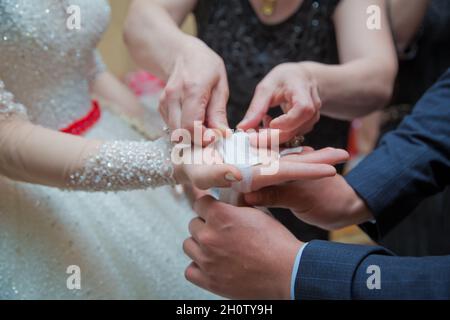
388 0 430 54
314 0 398 119
345 68 450 236
91 71 145 120
89 50 144 120
295 240 450 300
124 0 229 132
124 0 196 81
245 69 450 234
238 0 398 136
0 80 243 191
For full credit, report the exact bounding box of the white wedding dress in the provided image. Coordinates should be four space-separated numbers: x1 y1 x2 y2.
0 0 216 299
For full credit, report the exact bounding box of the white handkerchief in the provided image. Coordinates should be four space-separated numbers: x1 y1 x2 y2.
211 131 302 205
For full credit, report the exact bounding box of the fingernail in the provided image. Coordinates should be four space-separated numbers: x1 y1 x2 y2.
225 173 238 182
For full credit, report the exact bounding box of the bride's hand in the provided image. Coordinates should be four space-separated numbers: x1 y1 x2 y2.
173 145 348 191
173 144 243 190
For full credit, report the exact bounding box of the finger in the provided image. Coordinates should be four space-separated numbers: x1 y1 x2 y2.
193 195 218 221
188 217 206 242
183 237 206 266
189 163 242 190
270 90 315 132
244 185 290 208
206 77 230 131
158 92 169 124
184 185 211 208
162 78 183 129
167 97 182 130
294 111 320 135
185 262 210 291
248 128 299 147
278 128 302 144
251 162 336 191
237 83 274 130
282 148 349 165
262 115 273 128
181 84 210 134
311 85 322 111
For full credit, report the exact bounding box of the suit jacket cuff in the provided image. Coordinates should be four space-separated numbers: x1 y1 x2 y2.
294 240 388 300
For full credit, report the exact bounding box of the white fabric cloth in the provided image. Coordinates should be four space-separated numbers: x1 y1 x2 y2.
212 132 303 206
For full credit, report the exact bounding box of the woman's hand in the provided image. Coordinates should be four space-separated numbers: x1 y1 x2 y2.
249 147 349 191
238 63 322 143
159 36 230 133
173 144 349 191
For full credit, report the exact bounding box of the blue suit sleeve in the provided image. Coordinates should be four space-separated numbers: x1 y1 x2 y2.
295 240 450 299
345 69 450 238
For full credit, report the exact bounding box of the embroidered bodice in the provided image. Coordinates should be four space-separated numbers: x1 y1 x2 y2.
0 0 177 192
0 0 109 129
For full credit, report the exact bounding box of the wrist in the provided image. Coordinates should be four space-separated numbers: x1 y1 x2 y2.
345 179 374 225
161 33 193 78
280 240 304 300
297 61 318 83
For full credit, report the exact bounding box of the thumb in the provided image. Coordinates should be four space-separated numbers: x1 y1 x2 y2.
237 85 273 130
244 186 287 208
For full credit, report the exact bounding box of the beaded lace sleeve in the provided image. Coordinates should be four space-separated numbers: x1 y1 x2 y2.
0 80 28 118
0 78 176 191
67 138 177 192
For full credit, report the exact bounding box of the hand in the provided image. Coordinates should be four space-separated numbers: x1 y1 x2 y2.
238 63 321 143
174 144 348 191
184 196 303 299
158 36 229 134
249 147 349 191
245 174 374 231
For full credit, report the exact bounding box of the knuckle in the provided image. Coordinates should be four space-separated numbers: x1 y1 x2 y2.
217 59 226 71
182 121 196 134
182 238 191 252
316 101 322 111
157 101 165 114
268 188 281 204
164 84 178 97
222 86 230 99
184 265 194 281
197 230 213 247
303 104 316 116
184 81 202 95
255 83 268 93
158 92 167 106
201 256 214 270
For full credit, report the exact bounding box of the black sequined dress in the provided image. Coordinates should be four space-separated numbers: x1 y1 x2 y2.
194 0 346 241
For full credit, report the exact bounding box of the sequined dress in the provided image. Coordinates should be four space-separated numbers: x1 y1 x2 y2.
194 0 345 242
0 0 215 299
194 0 348 150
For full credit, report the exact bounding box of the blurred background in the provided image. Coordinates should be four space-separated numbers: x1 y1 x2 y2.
98 0 197 78
98 0 373 245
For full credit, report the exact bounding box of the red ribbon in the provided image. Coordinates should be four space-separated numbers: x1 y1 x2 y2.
60 100 101 135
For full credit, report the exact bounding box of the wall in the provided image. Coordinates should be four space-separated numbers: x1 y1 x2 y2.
98 0 196 78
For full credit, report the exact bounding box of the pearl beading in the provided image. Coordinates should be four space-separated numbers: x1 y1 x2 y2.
68 138 176 192
0 80 28 117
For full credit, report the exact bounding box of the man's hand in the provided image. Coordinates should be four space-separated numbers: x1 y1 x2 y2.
159 36 229 134
245 174 374 231
184 196 302 299
238 63 321 143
